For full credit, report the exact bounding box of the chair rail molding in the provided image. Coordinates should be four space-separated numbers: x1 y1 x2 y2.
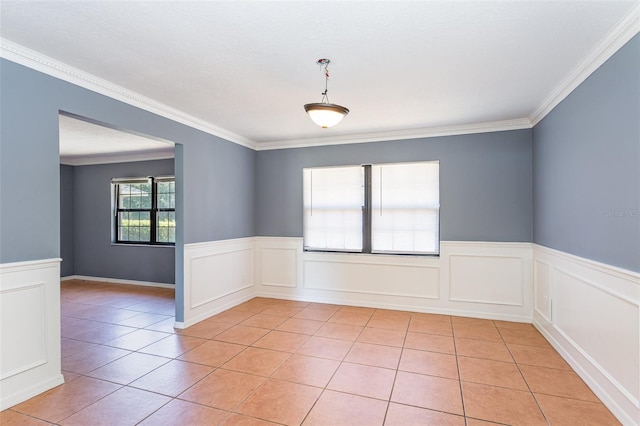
532 244 639 425
0 258 64 410
254 237 534 322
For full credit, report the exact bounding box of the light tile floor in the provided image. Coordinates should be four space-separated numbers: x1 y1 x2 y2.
0 280 620 425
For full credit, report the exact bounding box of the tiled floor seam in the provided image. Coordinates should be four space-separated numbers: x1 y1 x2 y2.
499 325 551 425
12 282 619 425
451 325 468 423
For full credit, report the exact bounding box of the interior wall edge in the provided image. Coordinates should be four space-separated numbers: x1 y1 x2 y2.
533 243 640 425
60 275 175 289
0 258 62 410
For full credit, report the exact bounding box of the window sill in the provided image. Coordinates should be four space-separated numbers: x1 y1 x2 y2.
303 249 439 258
303 250 441 268
111 243 175 248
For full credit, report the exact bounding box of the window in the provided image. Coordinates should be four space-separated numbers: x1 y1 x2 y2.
303 161 439 255
112 176 175 245
303 166 364 251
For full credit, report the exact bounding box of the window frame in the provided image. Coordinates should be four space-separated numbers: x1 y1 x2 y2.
303 161 440 256
303 165 365 253
112 176 175 246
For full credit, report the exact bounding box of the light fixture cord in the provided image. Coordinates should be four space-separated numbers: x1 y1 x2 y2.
321 62 330 104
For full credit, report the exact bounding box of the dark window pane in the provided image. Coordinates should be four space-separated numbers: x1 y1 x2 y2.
114 178 174 245
157 181 175 209
157 227 168 243
140 226 150 242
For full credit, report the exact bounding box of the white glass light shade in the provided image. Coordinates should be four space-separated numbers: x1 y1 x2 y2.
304 103 350 128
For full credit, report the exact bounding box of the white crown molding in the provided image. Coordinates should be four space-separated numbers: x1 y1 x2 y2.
529 4 640 126
256 118 533 151
3 1 638 154
0 38 257 150
60 148 175 166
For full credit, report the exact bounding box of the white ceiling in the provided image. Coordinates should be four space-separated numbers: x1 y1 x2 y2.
58 115 174 165
1 1 639 154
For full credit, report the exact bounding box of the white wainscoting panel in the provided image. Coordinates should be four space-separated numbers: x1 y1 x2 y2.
440 242 533 321
254 237 303 296
0 258 64 409
533 244 639 425
261 250 298 288
534 259 552 322
303 252 440 302
182 238 255 327
254 238 533 320
449 255 524 306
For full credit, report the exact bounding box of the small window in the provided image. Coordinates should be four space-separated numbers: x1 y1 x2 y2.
371 162 439 254
303 166 364 251
112 176 175 245
303 161 439 255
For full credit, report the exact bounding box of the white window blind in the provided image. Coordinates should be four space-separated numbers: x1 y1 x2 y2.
303 166 363 251
371 161 440 254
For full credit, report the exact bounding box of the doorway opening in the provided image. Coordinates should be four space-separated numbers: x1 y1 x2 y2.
58 112 181 328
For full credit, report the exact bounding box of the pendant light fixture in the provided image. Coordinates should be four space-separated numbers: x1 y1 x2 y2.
304 59 349 128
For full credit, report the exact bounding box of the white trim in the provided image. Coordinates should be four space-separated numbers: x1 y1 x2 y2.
1 258 62 410
535 321 639 426
255 290 534 323
3 3 638 152
0 374 64 411
61 275 175 289
530 4 640 125
533 244 640 425
551 322 639 409
256 118 532 151
441 240 532 250
0 258 62 272
183 237 255 250
60 149 175 166
534 244 640 283
0 38 256 150
183 238 255 326
554 265 638 307
254 238 533 322
178 293 256 329
302 259 440 300
533 258 553 323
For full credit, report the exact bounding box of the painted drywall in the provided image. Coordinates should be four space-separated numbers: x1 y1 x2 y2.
533 34 640 272
60 165 75 277
71 159 175 284
1 62 61 263
256 129 533 242
0 58 256 266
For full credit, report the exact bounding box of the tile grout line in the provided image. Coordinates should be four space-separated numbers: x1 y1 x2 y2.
39 281 616 425
449 318 469 425
498 326 551 425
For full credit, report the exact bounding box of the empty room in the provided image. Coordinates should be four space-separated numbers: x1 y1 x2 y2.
0 1 638 425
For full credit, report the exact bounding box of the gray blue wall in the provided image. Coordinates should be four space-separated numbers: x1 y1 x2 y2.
1 59 256 321
256 130 533 242
69 159 175 284
2 31 638 289
533 34 640 272
60 165 75 277
0 58 255 264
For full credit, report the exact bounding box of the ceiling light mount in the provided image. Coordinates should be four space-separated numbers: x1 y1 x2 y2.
304 58 349 128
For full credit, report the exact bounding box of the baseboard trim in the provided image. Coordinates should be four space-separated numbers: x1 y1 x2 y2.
178 293 255 329
0 373 64 411
533 320 637 426
61 275 175 289
255 291 532 323
532 244 639 425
